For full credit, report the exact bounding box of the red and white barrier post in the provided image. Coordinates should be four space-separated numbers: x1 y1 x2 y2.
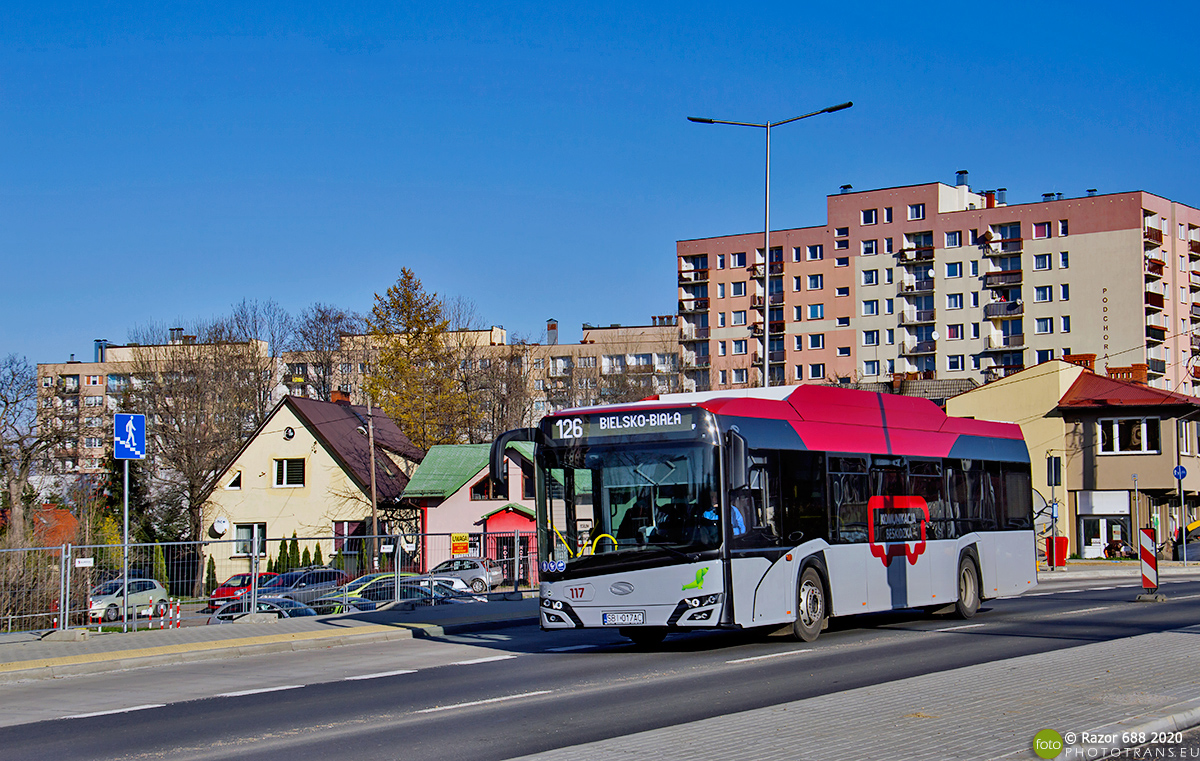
1136 527 1167 602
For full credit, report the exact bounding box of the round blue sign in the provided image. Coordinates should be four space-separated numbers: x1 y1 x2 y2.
1174 465 1187 480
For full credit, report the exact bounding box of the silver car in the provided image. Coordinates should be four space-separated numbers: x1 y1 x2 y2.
88 578 169 622
427 558 503 593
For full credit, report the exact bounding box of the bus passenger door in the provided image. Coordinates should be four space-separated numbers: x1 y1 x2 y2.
824 461 869 616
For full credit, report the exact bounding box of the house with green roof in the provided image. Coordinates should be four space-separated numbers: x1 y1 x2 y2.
401 442 536 573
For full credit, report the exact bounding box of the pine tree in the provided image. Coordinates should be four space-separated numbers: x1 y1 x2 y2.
357 539 369 577
289 533 300 569
301 546 312 567
152 543 169 589
266 556 274 574
313 544 323 567
205 556 218 595
277 539 289 573
331 550 344 571
366 268 470 449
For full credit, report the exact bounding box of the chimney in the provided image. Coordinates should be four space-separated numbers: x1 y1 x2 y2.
955 170 969 187
331 389 351 405
1063 353 1096 372
1042 193 1056 202
984 190 995 209
1056 193 1063 201
94 339 108 363
1087 188 1098 197
169 327 183 344
547 319 558 346
1106 364 1148 385
839 184 852 194
996 188 1007 206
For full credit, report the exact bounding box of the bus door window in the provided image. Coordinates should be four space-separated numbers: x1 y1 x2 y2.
828 456 869 543
906 459 945 539
1001 463 1033 529
730 454 780 548
777 451 828 545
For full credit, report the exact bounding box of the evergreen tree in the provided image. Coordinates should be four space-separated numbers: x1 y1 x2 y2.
301 546 312 567
205 556 218 595
151 543 169 588
266 556 274 574
276 539 289 573
357 538 369 577
313 544 323 567
331 549 344 571
289 533 300 569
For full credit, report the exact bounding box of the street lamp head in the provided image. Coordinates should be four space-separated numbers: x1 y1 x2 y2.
823 101 854 113
687 117 715 124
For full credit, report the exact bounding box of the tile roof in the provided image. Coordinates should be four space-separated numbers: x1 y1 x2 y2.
1057 372 1200 409
402 442 534 500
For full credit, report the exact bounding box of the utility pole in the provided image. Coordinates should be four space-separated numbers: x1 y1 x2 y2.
367 393 379 571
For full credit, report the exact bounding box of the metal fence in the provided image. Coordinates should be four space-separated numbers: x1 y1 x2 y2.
0 531 538 635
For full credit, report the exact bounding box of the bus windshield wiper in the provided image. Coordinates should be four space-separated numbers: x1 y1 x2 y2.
641 542 699 562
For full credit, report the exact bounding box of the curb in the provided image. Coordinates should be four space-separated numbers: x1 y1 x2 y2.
1064 695 1200 759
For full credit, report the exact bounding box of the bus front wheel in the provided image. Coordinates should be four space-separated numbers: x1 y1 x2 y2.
621 626 667 647
792 566 826 642
954 555 981 619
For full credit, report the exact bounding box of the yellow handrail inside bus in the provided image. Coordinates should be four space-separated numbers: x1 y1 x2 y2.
591 533 617 554
553 526 575 558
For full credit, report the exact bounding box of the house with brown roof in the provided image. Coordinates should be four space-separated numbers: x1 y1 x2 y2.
203 395 424 567
948 357 1200 558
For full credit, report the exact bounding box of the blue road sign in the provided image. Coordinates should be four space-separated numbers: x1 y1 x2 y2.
114 414 146 460
1175 465 1187 481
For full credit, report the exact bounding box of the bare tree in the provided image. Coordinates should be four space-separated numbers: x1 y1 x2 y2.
224 298 293 423
292 303 362 402
475 339 537 438
0 355 63 545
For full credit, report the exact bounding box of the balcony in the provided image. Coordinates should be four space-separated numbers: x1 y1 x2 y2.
1193 366 1200 380
984 364 1025 381
982 238 1023 256
899 309 936 325
1145 292 1165 311
984 301 1024 319
1146 326 1166 344
986 334 1025 350
684 354 711 369
753 351 788 365
897 246 934 263
1192 335 1200 352
900 340 937 356
678 298 710 313
769 321 785 335
1147 358 1167 376
983 270 1023 288
1145 226 1164 248
751 293 784 308
750 322 764 336
1191 240 1200 256
747 262 784 278
1146 313 1168 329
680 326 710 341
1192 304 1200 320
678 269 709 284
900 278 935 294
1190 272 1200 290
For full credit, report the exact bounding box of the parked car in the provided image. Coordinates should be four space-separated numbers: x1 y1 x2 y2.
88 578 169 623
207 572 278 611
405 575 486 601
208 597 319 624
427 557 503 592
309 595 378 615
311 575 402 614
258 567 350 604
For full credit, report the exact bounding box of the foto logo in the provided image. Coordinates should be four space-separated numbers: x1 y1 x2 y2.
1033 729 1064 759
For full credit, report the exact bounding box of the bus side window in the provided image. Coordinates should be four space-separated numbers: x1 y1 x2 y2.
907 459 945 539
1001 463 1033 529
778 451 828 544
828 456 868 544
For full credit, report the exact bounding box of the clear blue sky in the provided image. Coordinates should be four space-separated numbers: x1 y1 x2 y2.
4 2 1199 362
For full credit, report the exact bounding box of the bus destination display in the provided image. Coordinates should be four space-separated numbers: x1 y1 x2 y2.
550 410 697 441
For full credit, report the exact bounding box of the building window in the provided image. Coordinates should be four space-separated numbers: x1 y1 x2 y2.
836 316 851 327
1060 284 1070 301
274 458 305 488
862 269 878 286
718 312 726 327
226 471 242 490
807 245 823 261
717 254 726 270
835 227 849 238
835 286 850 297
808 334 825 350
1062 316 1071 333
534 379 545 390
971 355 981 370
234 523 268 557
908 203 925 221
886 329 895 345
862 300 879 316
836 346 850 357
863 330 879 346
1034 286 1052 302
809 363 825 379
969 260 978 277
794 336 803 351
732 368 748 384
717 283 726 298
793 306 804 321
863 360 880 376
835 239 849 250
1060 252 1069 269
1059 220 1069 236
1033 254 1051 270
861 209 877 225
84 395 104 407
732 340 747 355
947 324 963 340
885 268 893 284
946 262 962 278
946 293 963 310
719 370 728 385
861 239 877 256
945 231 962 248
732 310 747 325
884 237 893 254
970 292 979 308
884 207 893 223
808 274 824 290
885 298 894 315
1035 317 1053 334
835 257 849 268
1036 349 1055 363
947 355 964 371
1033 222 1051 239
718 341 726 356
731 252 746 268
732 281 746 297
808 304 825 320
1099 418 1161 454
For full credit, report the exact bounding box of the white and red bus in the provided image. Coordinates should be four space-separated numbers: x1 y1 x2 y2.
490 384 1037 644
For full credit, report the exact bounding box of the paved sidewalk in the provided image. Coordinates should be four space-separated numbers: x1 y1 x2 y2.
0 597 540 683
517 625 1200 761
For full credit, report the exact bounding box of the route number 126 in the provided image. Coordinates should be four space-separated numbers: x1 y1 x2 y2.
556 418 584 439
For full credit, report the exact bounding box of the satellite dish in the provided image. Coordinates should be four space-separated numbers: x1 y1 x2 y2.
931 331 940 341
283 426 295 440
212 517 230 537
926 269 935 279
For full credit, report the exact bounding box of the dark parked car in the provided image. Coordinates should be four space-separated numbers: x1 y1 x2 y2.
208 597 319 624
207 572 278 611
258 567 350 604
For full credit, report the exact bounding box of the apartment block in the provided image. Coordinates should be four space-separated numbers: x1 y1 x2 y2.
678 173 1200 394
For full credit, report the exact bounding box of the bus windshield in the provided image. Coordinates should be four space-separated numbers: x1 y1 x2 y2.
540 442 720 567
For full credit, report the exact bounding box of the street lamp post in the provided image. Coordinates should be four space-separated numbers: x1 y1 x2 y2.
689 101 852 387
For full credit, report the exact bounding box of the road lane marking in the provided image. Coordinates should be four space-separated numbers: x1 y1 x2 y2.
344 669 418 681
62 704 165 719
933 623 986 632
725 649 813 664
1024 592 1055 596
1051 606 1112 616
451 654 518 666
216 685 304 698
416 690 553 714
545 645 596 653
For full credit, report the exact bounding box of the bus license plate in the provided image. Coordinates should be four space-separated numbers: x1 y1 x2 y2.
602 611 644 626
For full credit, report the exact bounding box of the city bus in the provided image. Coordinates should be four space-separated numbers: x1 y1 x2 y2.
489 384 1036 645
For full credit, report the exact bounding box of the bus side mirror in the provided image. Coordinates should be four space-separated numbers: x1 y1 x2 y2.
727 431 748 491
489 428 541 490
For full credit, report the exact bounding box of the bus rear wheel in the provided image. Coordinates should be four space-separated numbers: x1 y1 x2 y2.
621 627 667 647
954 555 981 619
792 566 826 642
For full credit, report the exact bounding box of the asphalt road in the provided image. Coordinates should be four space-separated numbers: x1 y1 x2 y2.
2 576 1198 761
